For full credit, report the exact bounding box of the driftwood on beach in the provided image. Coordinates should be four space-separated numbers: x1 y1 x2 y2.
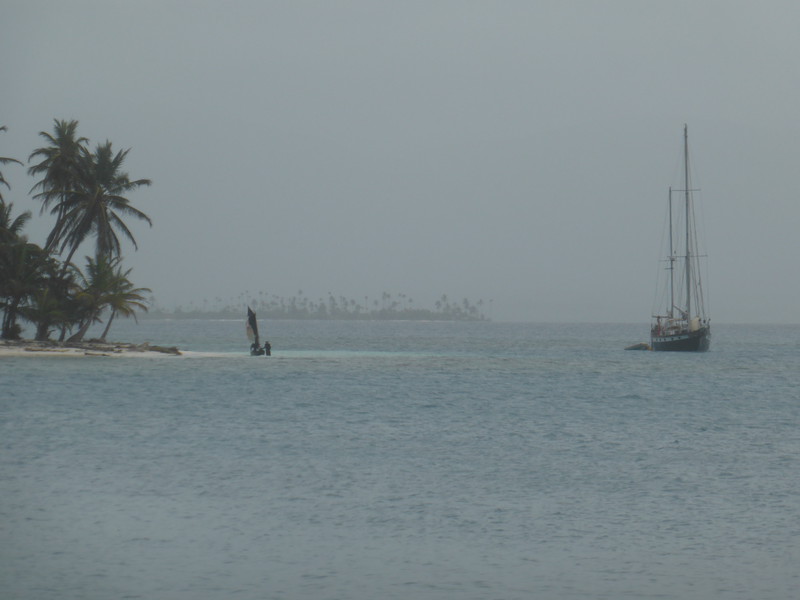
0 339 181 356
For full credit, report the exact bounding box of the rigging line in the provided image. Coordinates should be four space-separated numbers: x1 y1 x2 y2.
651 192 674 317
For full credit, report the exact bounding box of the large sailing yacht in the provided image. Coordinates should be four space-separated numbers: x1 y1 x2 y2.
650 125 710 352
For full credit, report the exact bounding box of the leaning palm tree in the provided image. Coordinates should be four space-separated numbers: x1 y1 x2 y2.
67 255 150 343
52 141 152 268
98 265 151 341
65 254 118 342
0 125 23 203
28 119 89 252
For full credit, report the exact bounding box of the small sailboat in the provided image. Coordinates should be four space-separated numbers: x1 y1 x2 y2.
246 307 271 356
650 125 710 351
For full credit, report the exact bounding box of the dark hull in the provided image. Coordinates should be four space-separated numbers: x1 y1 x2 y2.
651 327 710 352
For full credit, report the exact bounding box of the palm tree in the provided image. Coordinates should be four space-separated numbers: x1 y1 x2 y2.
67 255 150 343
0 240 47 339
22 259 79 341
0 126 23 203
28 119 89 252
0 198 31 244
26 287 67 341
1 198 38 339
66 255 118 342
98 266 150 341
52 141 152 268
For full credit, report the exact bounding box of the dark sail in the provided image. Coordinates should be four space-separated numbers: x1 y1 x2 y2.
247 307 270 356
246 306 260 347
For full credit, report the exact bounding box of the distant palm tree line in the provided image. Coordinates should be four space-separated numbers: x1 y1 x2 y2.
150 290 488 321
0 120 151 341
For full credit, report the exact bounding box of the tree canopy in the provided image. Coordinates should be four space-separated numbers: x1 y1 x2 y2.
1 120 152 341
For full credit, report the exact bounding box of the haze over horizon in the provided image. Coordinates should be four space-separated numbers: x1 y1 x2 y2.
3 1 799 323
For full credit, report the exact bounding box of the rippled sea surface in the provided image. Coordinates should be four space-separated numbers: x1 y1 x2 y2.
1 320 798 599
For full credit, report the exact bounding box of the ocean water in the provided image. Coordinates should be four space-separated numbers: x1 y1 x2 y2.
1 319 798 600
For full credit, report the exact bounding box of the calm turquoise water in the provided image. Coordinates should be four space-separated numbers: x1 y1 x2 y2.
1 320 798 599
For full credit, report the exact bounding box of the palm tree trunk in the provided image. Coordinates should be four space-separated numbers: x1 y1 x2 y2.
35 320 51 341
1 306 9 338
60 244 79 276
45 201 67 253
56 243 80 342
99 309 116 341
1 297 21 339
1 302 8 334
67 314 94 343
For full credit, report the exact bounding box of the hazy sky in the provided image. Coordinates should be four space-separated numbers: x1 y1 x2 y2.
3 1 799 322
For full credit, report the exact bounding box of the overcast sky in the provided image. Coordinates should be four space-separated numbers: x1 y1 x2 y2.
3 1 799 322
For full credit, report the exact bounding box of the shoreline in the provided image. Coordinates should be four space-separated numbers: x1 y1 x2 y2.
0 339 182 358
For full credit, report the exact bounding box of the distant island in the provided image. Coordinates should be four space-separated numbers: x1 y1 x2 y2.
148 291 489 321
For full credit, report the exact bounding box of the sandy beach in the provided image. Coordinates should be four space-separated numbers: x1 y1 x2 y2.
0 339 181 357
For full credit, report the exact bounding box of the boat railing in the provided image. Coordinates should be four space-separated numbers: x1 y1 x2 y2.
651 317 690 337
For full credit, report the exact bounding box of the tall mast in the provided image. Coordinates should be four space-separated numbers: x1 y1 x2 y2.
668 187 674 318
684 124 691 319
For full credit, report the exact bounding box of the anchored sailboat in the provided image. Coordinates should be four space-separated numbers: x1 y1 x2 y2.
650 125 710 352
